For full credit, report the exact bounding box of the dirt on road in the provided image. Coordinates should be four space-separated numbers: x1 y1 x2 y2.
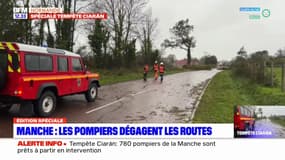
0 69 220 137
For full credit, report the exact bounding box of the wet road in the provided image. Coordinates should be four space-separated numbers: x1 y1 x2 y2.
251 119 285 138
0 69 220 137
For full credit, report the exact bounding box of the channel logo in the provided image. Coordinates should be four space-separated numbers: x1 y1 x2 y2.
262 9 271 18
13 8 28 19
239 7 271 20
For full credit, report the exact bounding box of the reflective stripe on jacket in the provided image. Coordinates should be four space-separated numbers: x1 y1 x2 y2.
153 64 159 71
159 65 165 73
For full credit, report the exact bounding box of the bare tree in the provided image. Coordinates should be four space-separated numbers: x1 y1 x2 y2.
258 107 263 118
238 46 247 58
162 19 196 65
137 9 158 64
99 0 147 67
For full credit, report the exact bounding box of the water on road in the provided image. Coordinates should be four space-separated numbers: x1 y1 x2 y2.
0 69 220 137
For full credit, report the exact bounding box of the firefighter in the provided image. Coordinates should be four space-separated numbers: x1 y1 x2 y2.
159 62 165 83
143 64 149 81
153 60 159 80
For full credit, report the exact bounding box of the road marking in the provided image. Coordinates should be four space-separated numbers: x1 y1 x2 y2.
85 88 156 114
130 89 155 96
85 98 125 114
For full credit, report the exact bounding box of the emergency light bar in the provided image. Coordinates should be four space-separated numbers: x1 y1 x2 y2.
47 48 65 55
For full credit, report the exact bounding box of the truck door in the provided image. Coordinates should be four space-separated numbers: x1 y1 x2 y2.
57 56 72 95
70 57 87 93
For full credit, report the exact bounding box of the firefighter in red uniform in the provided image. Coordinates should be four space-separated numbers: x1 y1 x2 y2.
159 62 165 83
143 64 149 81
153 60 159 80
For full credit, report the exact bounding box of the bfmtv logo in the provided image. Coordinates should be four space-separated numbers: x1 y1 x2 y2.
16 0 24 7
13 13 28 19
13 7 28 20
13 0 27 19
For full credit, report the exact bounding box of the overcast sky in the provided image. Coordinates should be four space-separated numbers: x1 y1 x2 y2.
147 0 285 61
255 106 285 117
57 0 285 61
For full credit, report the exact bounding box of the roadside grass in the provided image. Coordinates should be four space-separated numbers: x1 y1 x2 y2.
254 67 285 105
193 70 285 123
273 67 282 88
193 71 249 123
95 68 194 86
97 69 142 86
270 117 285 127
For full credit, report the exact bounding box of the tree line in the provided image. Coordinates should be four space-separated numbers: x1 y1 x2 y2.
0 0 76 51
0 0 197 69
232 46 285 88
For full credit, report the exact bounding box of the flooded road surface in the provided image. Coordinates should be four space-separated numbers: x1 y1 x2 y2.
0 69 220 137
250 119 285 138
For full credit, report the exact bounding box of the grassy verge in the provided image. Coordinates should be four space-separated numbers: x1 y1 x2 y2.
193 71 247 123
270 117 285 127
193 70 285 123
95 68 194 86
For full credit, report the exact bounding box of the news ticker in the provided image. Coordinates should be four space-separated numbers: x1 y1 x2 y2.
13 7 107 20
13 118 233 139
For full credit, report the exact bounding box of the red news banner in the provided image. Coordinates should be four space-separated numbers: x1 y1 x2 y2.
13 118 71 155
15 118 67 149
13 117 67 124
29 13 108 19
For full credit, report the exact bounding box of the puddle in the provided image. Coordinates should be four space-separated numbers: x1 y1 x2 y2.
149 111 157 116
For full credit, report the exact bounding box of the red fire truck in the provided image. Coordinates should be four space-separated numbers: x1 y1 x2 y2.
0 42 100 117
234 105 255 132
